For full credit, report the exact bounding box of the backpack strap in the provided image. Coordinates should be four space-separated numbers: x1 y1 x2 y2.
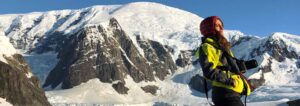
204 79 215 106
198 39 215 106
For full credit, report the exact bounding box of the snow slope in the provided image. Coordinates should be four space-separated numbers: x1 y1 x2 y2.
0 29 17 63
46 66 208 105
112 2 203 58
45 64 293 106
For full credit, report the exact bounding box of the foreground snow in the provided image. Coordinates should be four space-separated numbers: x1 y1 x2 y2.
45 65 296 106
0 97 13 106
247 99 289 106
46 66 208 105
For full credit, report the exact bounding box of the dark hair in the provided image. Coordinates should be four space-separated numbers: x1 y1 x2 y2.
200 16 231 51
217 33 231 52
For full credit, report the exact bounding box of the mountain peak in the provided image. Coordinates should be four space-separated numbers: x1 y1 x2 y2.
270 32 300 41
121 2 180 10
223 30 246 42
268 32 300 46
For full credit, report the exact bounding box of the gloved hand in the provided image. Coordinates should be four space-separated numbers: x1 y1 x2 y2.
241 70 246 73
247 79 257 91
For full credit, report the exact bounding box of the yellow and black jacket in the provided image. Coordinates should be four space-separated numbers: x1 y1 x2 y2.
195 37 251 96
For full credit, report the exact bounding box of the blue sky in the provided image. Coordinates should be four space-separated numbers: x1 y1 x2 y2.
1 0 299 36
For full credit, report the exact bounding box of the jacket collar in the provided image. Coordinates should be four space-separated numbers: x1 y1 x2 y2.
202 37 220 48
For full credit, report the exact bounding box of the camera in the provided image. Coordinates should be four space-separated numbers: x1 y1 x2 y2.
244 60 258 70
236 59 258 72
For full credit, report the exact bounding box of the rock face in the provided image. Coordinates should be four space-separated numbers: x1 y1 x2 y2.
176 50 193 67
136 35 177 80
263 39 298 62
141 85 159 95
30 32 68 54
112 82 129 94
0 54 51 106
287 99 300 106
249 38 298 62
43 18 177 94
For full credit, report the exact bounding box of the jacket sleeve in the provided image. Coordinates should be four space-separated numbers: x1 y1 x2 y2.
196 44 233 85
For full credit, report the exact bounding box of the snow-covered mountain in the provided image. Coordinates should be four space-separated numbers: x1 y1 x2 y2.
0 2 299 106
232 32 300 85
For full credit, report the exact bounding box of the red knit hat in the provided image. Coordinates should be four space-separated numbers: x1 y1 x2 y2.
200 16 223 37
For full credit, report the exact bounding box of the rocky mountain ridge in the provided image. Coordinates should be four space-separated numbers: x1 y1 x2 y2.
42 18 176 94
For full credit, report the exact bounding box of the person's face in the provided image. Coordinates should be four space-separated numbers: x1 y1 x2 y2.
215 19 224 35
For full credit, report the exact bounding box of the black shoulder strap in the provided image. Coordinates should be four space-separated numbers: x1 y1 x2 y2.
204 79 215 106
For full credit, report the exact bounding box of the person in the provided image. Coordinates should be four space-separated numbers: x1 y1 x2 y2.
195 16 251 106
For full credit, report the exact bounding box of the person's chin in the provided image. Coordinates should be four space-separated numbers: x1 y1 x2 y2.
216 31 224 37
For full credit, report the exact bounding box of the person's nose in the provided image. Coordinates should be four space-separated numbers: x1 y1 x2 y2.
220 25 224 30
